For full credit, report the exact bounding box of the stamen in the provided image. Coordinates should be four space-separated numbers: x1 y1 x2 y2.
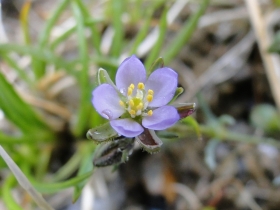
119 100 125 107
129 110 136 116
136 103 143 110
147 94 153 102
127 87 133 96
148 89 154 95
129 84 135 89
147 110 153 116
129 99 134 107
138 82 145 90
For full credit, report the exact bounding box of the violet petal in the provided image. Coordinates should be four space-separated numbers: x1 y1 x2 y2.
142 106 179 130
115 55 146 92
145 67 178 107
110 118 144 137
92 84 125 120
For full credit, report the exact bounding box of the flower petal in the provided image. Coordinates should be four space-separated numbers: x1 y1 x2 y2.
145 67 178 107
136 129 163 153
115 55 146 92
92 84 124 120
110 119 144 137
142 106 179 130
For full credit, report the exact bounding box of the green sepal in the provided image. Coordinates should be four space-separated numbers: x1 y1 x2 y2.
169 87 184 104
87 122 118 143
97 68 126 101
147 57 164 75
97 68 115 86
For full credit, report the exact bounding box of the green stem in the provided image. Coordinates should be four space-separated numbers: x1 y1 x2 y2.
175 123 280 148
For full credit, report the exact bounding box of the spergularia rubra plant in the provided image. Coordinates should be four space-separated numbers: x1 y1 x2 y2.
87 55 195 166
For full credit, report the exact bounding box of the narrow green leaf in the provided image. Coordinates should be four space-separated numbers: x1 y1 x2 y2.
0 146 54 210
181 116 201 140
50 26 76 50
33 171 93 194
0 44 75 74
52 149 83 182
144 7 168 70
2 175 23 210
71 0 91 137
34 148 51 181
110 0 125 57
163 0 210 64
76 0 101 54
38 0 69 48
1 54 32 84
0 132 53 145
129 9 154 55
19 1 31 44
0 72 50 133
72 145 95 202
34 0 70 78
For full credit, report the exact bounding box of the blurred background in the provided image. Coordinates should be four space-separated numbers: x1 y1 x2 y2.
1 0 280 209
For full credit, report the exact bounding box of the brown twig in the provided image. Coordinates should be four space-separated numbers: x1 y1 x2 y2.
245 0 280 110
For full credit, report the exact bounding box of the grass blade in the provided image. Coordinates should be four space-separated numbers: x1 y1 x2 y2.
0 145 54 210
2 175 23 210
144 8 168 71
109 0 125 57
19 0 31 44
71 0 91 137
76 0 101 55
163 0 210 64
33 171 93 194
33 0 69 78
0 72 50 133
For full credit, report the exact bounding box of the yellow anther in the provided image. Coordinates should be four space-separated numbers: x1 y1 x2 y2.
147 110 153 116
129 84 135 89
136 103 143 110
129 110 136 116
147 94 153 102
129 99 134 107
127 87 133 96
148 89 154 95
119 100 125 107
138 82 145 90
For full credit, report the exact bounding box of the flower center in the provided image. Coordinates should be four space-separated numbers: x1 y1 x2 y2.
119 82 154 118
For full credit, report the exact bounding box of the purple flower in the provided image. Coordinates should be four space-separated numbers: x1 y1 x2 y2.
92 55 181 152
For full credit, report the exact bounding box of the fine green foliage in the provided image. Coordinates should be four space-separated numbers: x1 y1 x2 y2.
0 72 50 134
1 0 280 208
6 0 280 209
